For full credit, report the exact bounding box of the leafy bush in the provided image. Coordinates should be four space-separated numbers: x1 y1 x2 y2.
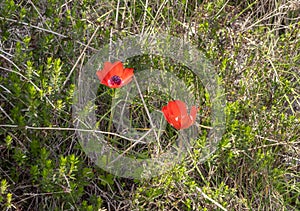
0 0 299 210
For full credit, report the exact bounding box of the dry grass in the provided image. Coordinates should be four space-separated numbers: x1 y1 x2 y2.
0 0 299 210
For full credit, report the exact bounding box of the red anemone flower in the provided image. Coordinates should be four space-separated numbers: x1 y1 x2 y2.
162 100 198 130
96 61 134 88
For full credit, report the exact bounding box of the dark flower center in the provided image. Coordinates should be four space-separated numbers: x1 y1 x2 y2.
110 75 122 85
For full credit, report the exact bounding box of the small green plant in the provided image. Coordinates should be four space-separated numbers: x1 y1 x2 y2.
0 0 299 210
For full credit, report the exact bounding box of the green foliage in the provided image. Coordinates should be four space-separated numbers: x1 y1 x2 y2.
0 0 299 210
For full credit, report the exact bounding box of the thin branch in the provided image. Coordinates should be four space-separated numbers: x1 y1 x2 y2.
133 76 159 142
0 17 98 51
108 127 154 165
196 187 228 211
61 25 100 91
0 124 146 144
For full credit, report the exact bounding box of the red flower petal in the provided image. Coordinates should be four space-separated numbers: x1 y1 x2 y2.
120 68 134 85
103 61 114 70
96 62 117 81
162 100 198 130
101 62 124 82
180 116 192 129
162 105 172 124
96 61 134 88
189 106 198 122
162 107 181 130
168 100 187 118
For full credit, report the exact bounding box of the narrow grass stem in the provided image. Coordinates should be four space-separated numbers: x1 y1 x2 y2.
0 124 146 144
196 187 228 211
133 76 159 142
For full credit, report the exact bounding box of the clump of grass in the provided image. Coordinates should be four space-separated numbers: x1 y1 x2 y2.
0 0 299 210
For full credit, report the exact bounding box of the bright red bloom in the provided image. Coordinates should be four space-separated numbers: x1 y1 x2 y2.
162 100 198 130
96 61 134 88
